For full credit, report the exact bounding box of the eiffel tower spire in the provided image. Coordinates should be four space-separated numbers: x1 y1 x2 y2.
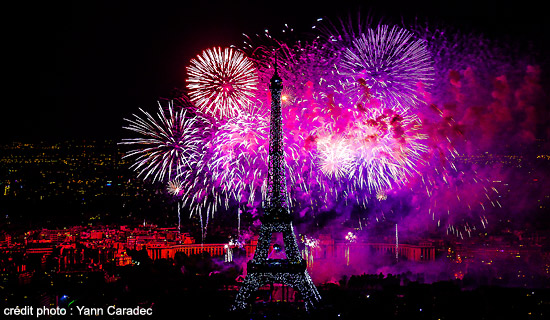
232 66 321 311
265 61 290 220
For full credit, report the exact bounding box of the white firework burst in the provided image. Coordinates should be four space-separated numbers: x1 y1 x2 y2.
187 47 258 119
120 101 202 183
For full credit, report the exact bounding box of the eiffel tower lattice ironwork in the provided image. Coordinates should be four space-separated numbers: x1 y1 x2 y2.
232 67 322 311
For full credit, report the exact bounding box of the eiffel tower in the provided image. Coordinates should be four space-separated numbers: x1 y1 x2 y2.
232 67 321 311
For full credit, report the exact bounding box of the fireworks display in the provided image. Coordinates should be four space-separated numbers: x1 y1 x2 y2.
120 14 545 241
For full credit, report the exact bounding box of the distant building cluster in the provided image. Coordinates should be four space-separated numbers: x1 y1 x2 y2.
457 152 524 166
0 140 144 201
0 224 193 285
0 223 198 307
0 140 168 227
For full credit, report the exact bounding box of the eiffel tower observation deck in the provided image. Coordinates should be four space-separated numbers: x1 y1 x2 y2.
231 67 322 311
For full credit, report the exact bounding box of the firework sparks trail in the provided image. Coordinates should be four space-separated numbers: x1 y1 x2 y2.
202 112 270 208
167 180 186 231
395 224 399 262
224 237 243 263
300 235 319 268
391 19 542 237
345 231 356 266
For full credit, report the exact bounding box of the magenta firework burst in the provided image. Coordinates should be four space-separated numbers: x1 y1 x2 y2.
204 111 270 206
119 101 202 183
178 111 270 218
339 25 434 109
349 107 427 192
179 110 308 217
186 47 259 119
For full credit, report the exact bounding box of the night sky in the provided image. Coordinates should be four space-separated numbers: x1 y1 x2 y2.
7 0 548 143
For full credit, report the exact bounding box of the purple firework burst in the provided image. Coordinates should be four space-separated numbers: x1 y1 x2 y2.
338 24 434 110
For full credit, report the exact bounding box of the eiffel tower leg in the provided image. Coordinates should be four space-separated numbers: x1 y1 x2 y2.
232 273 261 311
288 271 322 311
232 271 321 311
281 222 301 263
251 224 272 263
